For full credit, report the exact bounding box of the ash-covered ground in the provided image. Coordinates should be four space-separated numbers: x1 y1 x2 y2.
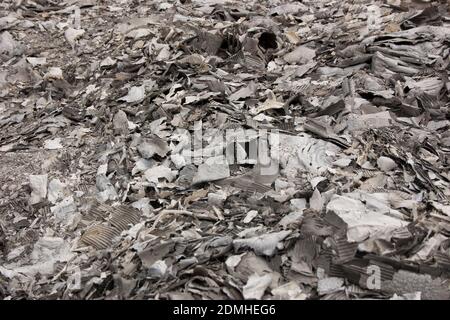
0 0 450 300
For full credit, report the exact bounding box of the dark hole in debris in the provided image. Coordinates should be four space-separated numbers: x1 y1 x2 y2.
149 200 162 209
259 32 277 50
